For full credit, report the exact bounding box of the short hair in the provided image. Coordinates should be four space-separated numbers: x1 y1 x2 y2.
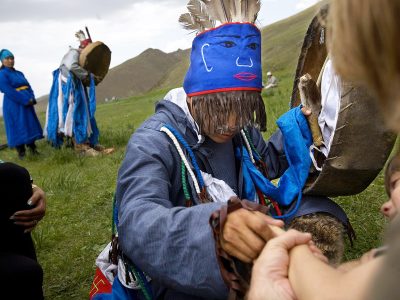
384 154 400 196
328 0 400 131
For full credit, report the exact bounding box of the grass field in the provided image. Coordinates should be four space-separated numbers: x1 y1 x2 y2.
0 75 391 299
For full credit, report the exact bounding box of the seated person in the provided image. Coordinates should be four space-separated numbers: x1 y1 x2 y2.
0 162 46 300
264 71 278 90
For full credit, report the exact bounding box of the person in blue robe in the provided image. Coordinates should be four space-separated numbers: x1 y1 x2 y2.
0 49 43 159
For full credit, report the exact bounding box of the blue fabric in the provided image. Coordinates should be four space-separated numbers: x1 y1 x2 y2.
0 49 13 61
93 278 139 300
239 106 312 209
0 67 43 147
46 69 63 147
88 74 99 145
183 23 262 96
46 70 99 146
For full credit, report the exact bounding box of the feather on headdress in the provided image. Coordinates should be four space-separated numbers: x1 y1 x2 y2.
75 30 87 42
180 0 261 33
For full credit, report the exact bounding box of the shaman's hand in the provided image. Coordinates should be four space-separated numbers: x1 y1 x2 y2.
221 208 284 263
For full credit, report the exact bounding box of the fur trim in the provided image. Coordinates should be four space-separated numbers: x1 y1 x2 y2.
190 90 266 135
288 213 345 266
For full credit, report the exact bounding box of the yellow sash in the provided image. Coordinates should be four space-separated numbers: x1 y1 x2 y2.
15 85 29 91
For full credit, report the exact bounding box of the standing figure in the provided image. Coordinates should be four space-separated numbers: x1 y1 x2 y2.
45 30 107 156
0 49 43 159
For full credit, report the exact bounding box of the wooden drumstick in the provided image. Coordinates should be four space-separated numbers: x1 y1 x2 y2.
298 73 324 147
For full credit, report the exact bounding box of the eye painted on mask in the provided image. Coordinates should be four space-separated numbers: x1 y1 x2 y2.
220 41 236 48
247 43 259 50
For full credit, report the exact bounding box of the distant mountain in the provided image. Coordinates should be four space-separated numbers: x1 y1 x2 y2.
96 48 189 102
33 2 322 112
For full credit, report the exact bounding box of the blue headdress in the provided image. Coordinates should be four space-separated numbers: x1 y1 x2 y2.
179 0 266 134
0 49 14 62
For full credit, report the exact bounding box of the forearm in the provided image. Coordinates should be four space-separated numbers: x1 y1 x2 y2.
0 83 32 105
289 245 383 300
69 63 88 80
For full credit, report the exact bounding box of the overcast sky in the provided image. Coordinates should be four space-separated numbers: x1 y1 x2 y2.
0 0 320 100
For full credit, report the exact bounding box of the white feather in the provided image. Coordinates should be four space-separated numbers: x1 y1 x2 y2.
181 0 261 33
75 30 86 42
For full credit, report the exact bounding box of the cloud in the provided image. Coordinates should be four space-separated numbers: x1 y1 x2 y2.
296 0 320 10
0 0 184 21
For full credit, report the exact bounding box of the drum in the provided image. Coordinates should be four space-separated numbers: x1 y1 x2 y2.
290 6 396 196
79 41 111 86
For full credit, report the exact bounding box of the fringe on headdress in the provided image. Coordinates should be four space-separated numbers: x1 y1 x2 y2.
191 91 266 134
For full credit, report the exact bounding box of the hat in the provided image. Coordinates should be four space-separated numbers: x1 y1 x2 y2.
0 49 14 62
75 30 92 49
179 0 266 134
267 71 272 76
181 1 262 97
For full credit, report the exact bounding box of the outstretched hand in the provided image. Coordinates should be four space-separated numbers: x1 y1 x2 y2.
11 186 46 233
247 230 313 300
221 208 284 263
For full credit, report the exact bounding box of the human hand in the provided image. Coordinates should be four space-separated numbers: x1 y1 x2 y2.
247 230 312 300
221 208 284 263
11 185 46 233
301 106 312 116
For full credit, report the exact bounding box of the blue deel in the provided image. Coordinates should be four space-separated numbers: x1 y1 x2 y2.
183 23 262 96
0 67 43 147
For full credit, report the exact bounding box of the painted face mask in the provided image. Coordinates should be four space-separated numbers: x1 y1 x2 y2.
184 23 262 97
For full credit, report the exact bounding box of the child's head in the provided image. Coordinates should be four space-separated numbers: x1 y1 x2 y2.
381 154 400 220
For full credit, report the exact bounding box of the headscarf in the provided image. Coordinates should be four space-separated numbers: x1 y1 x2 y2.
0 49 14 62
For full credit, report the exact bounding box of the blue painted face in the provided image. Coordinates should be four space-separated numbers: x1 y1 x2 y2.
184 23 262 96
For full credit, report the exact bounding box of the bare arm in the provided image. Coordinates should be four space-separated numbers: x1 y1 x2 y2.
289 245 383 300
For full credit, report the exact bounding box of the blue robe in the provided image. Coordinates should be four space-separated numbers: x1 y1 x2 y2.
0 67 43 147
115 95 350 299
46 69 99 147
